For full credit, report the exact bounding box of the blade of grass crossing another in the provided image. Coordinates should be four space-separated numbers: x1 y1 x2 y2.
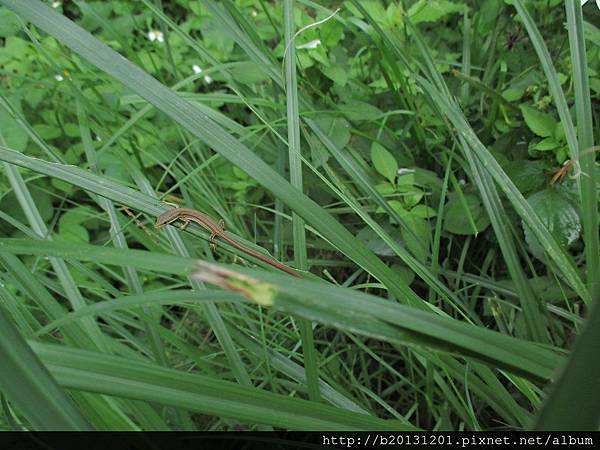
0 0 418 305
347 0 589 304
112 155 254 388
0 307 92 430
0 238 561 382
283 0 320 402
460 137 548 343
31 342 414 431
421 85 590 304
564 0 599 293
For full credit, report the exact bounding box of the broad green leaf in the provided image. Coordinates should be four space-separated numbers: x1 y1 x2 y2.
502 87 524 102
401 213 430 263
477 0 503 34
392 263 416 286
0 188 54 226
59 205 98 228
523 188 581 259
315 116 351 149
504 160 546 194
534 137 559 151
375 182 395 195
590 78 600 95
346 0 388 23
398 185 424 208
444 193 490 235
582 19 600 44
371 142 398 184
408 0 465 24
339 100 383 121
411 204 437 219
322 65 348 86
357 224 401 257
310 116 351 167
33 124 61 140
520 104 557 138
57 223 89 244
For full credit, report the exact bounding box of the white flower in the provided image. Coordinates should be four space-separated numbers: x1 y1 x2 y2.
192 65 212 83
147 30 164 43
54 74 63 81
51 1 61 8
251 9 258 17
296 39 321 50
581 0 600 10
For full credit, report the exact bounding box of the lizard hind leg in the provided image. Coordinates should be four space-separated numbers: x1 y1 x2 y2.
210 219 225 252
209 232 217 251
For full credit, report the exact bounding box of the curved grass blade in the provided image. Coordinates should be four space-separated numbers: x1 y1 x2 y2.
0 238 561 381
32 290 241 338
0 306 91 430
534 292 600 430
31 341 413 431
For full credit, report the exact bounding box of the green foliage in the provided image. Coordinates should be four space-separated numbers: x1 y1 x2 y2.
523 187 582 259
520 104 557 138
443 193 490 236
371 142 398 185
408 0 465 24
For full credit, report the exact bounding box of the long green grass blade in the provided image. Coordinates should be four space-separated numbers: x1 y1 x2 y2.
31 341 412 431
534 293 600 430
0 306 91 430
564 0 599 293
283 0 320 402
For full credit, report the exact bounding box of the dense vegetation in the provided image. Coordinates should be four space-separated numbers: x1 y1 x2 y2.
0 0 598 431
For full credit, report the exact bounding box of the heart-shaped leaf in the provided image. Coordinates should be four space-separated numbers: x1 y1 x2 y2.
371 142 398 185
522 188 581 259
520 104 557 138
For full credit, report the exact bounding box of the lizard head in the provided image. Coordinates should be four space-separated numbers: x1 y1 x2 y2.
155 209 179 228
